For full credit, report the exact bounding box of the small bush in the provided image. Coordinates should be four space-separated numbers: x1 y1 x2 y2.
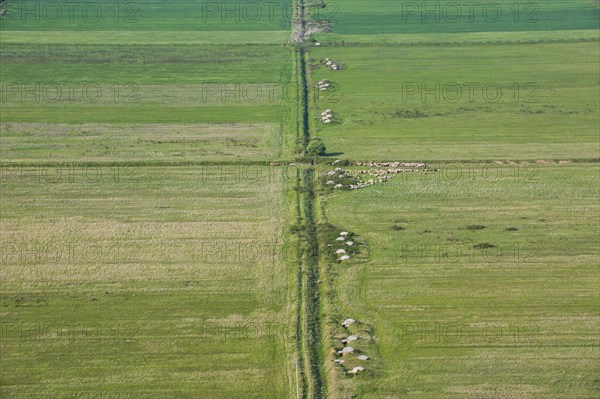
473 243 496 249
290 224 305 235
391 225 405 231
307 138 326 157
466 224 486 231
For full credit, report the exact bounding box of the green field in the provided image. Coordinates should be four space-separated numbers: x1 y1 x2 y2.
1 0 599 398
308 40 599 161
0 166 293 398
1 1 299 398
308 0 600 398
322 162 599 398
0 0 293 31
314 0 600 35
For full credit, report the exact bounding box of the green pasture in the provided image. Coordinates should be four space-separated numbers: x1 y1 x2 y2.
314 0 599 35
323 162 599 398
0 0 293 31
0 122 284 162
309 41 599 161
0 166 294 399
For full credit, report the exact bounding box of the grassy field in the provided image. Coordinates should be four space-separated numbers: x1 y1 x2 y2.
0 41 292 126
1 1 299 397
322 162 599 398
0 0 293 31
0 123 283 163
1 0 598 397
308 0 600 398
313 0 600 35
306 1 599 162
308 40 599 161
0 166 294 399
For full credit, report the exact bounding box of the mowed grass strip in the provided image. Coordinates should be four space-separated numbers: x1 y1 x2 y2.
319 0 599 35
0 123 283 162
0 43 293 124
0 44 291 84
323 162 599 398
0 31 291 45
0 166 292 399
316 29 600 46
309 41 599 161
0 0 293 31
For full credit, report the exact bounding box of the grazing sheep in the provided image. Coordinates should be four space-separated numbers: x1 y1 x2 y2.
338 346 355 355
342 318 356 327
346 241 354 246
357 355 369 361
340 231 349 236
336 237 345 241
348 366 366 374
342 335 359 344
338 255 350 261
335 249 347 254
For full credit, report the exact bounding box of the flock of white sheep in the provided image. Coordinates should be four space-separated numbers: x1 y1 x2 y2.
325 162 430 190
324 58 342 70
335 317 369 374
329 232 369 374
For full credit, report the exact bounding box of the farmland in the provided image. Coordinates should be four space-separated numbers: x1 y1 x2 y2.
1 0 599 398
0 166 293 398
308 0 599 398
323 162 599 398
1 0 298 398
309 41 599 161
